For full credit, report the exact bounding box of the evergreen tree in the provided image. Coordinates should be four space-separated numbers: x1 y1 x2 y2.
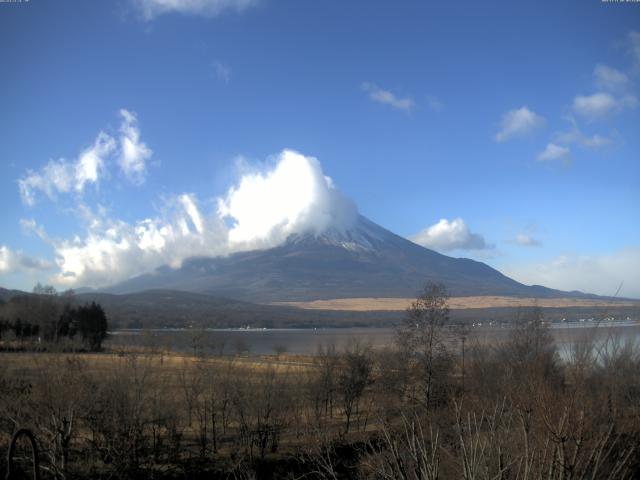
75 302 108 351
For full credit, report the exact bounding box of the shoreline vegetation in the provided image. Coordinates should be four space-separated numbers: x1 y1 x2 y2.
2 283 640 478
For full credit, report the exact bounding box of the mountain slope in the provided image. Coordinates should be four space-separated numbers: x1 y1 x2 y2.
105 215 584 302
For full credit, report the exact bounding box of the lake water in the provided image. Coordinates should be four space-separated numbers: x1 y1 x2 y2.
107 321 640 358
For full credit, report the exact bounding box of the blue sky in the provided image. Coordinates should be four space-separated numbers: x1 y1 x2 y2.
1 0 639 297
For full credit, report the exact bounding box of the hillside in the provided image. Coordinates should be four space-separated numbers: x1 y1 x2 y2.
75 289 398 329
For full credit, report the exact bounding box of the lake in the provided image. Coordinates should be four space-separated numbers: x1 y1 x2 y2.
107 320 640 358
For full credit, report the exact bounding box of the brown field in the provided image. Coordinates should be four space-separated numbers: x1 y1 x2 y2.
273 295 640 311
0 349 316 377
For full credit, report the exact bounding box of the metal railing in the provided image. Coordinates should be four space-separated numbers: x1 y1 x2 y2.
5 428 39 480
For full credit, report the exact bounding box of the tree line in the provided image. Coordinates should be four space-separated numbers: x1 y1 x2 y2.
0 283 108 351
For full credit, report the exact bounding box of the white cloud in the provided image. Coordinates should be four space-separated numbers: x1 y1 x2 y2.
133 0 258 20
410 218 490 252
580 133 611 148
511 234 541 247
50 150 357 287
361 82 415 111
212 60 232 83
593 64 629 92
537 143 570 162
554 129 611 149
495 106 545 142
503 247 640 299
0 246 53 274
572 92 637 120
573 93 616 118
552 115 612 150
18 110 151 205
18 132 116 206
118 109 152 185
20 218 49 242
218 150 357 250
52 194 228 286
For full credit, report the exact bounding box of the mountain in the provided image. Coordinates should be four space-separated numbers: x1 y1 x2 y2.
104 215 585 302
0 287 28 303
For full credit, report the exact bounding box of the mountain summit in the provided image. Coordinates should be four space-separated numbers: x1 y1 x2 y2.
104 215 575 302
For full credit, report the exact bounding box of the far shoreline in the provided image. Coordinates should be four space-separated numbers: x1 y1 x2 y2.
273 295 640 311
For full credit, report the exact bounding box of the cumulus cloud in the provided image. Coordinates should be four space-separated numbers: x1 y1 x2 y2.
218 150 356 250
133 0 258 20
495 106 545 142
503 247 640 299
594 64 629 92
361 82 415 111
511 234 541 247
118 109 152 185
410 218 491 252
572 92 637 120
568 34 639 123
52 194 228 286
18 110 151 205
50 150 357 287
0 246 53 274
19 133 116 206
537 143 570 162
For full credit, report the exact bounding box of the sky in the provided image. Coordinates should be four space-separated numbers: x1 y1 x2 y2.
1 0 639 298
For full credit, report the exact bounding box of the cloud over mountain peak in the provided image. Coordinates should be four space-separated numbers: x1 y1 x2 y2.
44 144 357 287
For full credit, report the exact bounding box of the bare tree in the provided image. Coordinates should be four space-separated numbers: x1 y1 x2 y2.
338 341 373 434
361 413 441 480
310 343 339 425
396 282 452 408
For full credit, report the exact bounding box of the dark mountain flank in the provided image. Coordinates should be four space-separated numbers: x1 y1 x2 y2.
105 215 589 302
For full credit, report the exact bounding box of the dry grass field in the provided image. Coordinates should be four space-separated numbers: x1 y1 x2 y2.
274 295 640 311
0 350 316 378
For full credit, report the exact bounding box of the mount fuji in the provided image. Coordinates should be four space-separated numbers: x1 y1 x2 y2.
102 215 583 303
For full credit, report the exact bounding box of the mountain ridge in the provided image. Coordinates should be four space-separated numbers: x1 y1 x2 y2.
100 215 601 302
